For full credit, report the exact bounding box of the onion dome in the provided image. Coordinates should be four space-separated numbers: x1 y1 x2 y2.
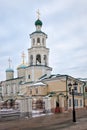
17 63 27 69
35 19 42 26
6 68 14 72
17 51 27 69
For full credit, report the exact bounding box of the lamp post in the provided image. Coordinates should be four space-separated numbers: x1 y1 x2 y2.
68 82 78 122
72 88 76 122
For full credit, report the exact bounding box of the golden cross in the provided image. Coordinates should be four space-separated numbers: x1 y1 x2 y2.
8 57 12 68
37 9 40 19
21 51 25 64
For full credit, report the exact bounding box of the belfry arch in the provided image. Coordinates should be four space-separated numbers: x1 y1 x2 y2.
37 37 40 43
36 54 41 65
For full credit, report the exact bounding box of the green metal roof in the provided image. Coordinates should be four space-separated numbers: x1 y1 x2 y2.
30 31 47 37
35 19 42 26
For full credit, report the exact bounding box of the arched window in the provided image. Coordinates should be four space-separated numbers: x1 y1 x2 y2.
44 55 47 65
36 88 38 94
42 38 44 44
30 55 33 65
36 54 41 65
30 89 32 94
11 86 13 93
5 86 7 94
33 38 35 45
37 37 40 43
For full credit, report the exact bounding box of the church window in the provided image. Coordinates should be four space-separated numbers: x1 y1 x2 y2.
13 84 16 94
28 75 30 79
44 55 47 65
30 55 33 65
37 37 40 43
11 86 13 93
36 54 41 65
30 89 32 94
33 38 35 44
42 38 44 44
5 87 7 94
44 55 46 60
36 88 38 94
15 85 17 93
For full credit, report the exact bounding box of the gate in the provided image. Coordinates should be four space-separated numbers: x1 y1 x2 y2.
32 98 45 114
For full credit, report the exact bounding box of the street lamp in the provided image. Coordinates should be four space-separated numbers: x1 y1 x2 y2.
68 82 78 122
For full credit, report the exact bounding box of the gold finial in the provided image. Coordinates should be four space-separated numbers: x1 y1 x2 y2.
8 57 12 68
21 51 26 64
37 9 40 19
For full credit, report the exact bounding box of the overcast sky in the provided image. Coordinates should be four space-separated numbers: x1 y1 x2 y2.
0 0 87 81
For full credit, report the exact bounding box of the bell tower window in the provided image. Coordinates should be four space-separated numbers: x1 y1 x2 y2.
37 38 40 43
30 55 33 65
36 54 41 65
42 38 44 44
44 55 47 65
33 38 35 45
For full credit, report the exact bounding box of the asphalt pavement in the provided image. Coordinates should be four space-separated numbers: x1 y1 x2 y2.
0 109 87 130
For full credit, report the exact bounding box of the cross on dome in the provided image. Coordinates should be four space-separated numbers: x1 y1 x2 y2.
8 57 12 68
21 51 26 64
37 9 40 19
35 10 42 27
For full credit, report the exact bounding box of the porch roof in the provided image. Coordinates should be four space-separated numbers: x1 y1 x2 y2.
30 82 47 87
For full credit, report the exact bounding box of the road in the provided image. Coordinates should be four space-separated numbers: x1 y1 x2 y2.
0 109 87 130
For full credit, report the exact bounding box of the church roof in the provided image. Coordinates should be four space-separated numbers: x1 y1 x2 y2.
30 31 47 37
29 82 46 87
33 82 46 86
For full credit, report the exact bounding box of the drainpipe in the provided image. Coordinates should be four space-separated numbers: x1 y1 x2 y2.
66 75 68 111
83 81 86 107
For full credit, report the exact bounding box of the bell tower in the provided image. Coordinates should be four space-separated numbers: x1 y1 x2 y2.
26 11 52 82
